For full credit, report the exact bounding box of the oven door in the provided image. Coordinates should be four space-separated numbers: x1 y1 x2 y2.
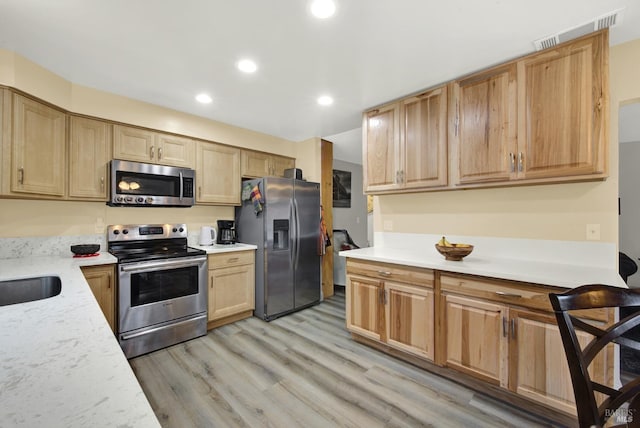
118 255 207 333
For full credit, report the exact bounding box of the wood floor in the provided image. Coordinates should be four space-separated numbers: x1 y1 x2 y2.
130 289 559 428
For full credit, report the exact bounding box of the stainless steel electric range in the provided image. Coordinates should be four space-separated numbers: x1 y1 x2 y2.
107 223 207 358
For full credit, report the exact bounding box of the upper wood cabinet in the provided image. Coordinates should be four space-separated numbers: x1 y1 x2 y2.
68 116 112 200
113 124 195 168
363 103 400 192
363 30 609 193
196 141 241 205
401 86 448 189
451 64 517 185
241 149 295 178
11 94 66 197
517 31 608 180
364 86 448 194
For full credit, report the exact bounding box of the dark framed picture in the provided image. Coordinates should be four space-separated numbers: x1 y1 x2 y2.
333 169 351 208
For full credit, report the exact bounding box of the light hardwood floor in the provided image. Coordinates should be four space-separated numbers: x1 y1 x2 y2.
130 289 559 428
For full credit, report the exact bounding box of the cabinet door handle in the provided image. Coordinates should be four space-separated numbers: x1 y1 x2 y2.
198 186 202 198
454 101 460 136
150 145 155 160
379 288 384 305
511 318 516 340
227 258 238 263
18 167 24 185
377 270 391 277
509 153 515 173
502 316 508 337
158 147 163 160
383 289 387 305
495 291 522 298
518 152 523 172
100 177 105 190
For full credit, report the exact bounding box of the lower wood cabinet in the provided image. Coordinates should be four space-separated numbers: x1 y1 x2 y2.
345 261 614 422
81 264 116 332
439 273 613 417
346 260 435 361
207 250 255 329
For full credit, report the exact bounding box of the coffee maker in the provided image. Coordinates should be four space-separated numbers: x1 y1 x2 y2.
216 220 237 244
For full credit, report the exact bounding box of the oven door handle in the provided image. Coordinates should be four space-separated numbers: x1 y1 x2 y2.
120 313 207 340
120 258 205 273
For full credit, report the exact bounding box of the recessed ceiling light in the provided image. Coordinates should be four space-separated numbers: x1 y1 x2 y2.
310 0 336 19
237 59 257 73
317 95 334 106
195 93 212 104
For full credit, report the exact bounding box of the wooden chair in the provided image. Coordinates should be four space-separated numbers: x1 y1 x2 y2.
549 284 640 427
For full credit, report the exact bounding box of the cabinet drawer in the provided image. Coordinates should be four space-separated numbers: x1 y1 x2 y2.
440 274 550 311
347 259 433 288
439 273 609 321
208 250 254 269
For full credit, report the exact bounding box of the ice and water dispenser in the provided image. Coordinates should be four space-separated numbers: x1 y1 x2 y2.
273 219 289 250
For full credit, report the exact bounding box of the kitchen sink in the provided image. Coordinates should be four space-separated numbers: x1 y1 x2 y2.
0 276 62 306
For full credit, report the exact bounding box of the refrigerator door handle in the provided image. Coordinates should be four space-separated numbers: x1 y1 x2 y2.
292 196 300 270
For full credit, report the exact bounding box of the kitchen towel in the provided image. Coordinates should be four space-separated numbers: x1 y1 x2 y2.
250 184 264 215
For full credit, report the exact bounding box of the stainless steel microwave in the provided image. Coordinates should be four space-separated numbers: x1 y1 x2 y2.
109 160 195 207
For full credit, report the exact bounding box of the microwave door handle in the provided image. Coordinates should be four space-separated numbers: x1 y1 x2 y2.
179 171 184 201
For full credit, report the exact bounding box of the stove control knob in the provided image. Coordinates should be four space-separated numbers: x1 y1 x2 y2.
146 197 154 204
115 196 123 203
136 197 144 203
122 229 129 235
179 227 184 233
172 227 178 233
125 196 133 203
113 230 120 235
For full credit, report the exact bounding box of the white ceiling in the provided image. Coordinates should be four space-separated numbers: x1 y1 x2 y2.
1 0 640 165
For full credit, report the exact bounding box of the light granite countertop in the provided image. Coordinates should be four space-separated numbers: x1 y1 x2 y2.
0 253 160 428
340 246 627 289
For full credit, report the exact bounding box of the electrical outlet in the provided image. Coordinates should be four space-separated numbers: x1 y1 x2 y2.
586 224 601 241
383 220 393 231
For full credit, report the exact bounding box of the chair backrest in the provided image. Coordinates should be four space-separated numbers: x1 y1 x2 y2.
549 284 640 427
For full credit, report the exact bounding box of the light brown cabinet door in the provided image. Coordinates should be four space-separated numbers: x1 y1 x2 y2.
196 141 241 205
208 263 255 322
346 274 384 341
12 94 66 196
113 125 155 163
81 265 116 332
510 308 611 416
517 32 607 179
385 282 434 360
453 64 517 184
68 116 111 199
401 86 448 189
363 103 400 192
241 150 270 178
155 133 195 168
271 155 295 177
443 293 508 387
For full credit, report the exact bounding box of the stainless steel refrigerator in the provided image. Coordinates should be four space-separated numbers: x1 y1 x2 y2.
236 177 321 321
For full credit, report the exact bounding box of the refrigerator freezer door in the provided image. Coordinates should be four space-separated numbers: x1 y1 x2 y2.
264 178 295 318
293 180 321 309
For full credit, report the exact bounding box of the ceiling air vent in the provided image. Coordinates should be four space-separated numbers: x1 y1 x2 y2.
533 8 624 51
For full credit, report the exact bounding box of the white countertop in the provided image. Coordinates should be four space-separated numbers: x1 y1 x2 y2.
0 253 160 428
341 246 627 289
190 242 257 254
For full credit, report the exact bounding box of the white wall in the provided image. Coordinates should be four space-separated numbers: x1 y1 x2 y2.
332 159 368 247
